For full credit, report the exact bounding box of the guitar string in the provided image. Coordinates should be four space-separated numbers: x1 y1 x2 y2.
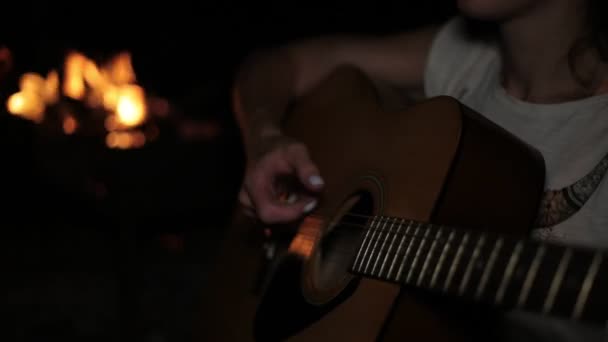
307 219 584 298
261 211 580 271
317 220 567 265
292 216 576 274
295 213 554 257
312 212 527 233
317 223 591 318
327 211 529 230
268 214 591 303
306 212 531 248
312 213 556 254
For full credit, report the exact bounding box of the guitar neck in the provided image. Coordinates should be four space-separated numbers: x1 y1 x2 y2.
349 216 608 325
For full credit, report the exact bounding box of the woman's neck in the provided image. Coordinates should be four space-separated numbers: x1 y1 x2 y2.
498 0 606 103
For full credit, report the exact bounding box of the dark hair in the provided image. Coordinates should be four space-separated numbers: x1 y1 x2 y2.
464 0 608 93
587 0 608 61
569 0 608 90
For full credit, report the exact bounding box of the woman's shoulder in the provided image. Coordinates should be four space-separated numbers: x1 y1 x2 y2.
424 16 500 98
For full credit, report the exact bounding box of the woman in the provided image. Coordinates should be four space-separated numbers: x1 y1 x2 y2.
233 0 608 340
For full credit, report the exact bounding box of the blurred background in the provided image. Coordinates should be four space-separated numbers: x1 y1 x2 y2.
0 1 456 341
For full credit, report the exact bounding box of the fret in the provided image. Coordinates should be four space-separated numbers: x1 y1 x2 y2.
430 230 455 288
395 222 422 281
473 236 522 305
458 233 486 295
353 216 379 272
474 237 503 300
492 240 542 309
363 216 388 274
415 224 448 288
516 243 546 309
574 251 607 324
371 217 398 276
405 225 433 284
495 240 524 305
544 247 592 318
444 232 469 292
349 216 608 326
386 220 413 281
542 247 573 314
416 226 444 286
572 251 603 320
520 244 565 312
378 218 405 278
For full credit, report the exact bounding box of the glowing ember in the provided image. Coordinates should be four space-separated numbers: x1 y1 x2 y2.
106 130 146 149
6 50 151 149
0 46 13 81
63 115 78 135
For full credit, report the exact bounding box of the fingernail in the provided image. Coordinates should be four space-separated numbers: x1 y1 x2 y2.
303 200 317 213
309 175 324 186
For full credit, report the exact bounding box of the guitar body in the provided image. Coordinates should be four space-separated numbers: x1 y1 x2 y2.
197 66 545 341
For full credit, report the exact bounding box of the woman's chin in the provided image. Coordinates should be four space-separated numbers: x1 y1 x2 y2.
457 0 535 21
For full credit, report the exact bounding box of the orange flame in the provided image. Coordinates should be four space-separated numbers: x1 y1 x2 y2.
63 52 87 100
7 71 59 123
6 50 149 149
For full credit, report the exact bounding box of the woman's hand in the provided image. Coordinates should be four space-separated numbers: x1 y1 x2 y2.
238 134 324 224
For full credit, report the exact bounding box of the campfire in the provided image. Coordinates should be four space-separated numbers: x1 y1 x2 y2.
6 50 168 149
0 45 230 221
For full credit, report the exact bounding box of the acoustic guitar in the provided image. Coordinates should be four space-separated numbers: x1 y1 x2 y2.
197 66 607 341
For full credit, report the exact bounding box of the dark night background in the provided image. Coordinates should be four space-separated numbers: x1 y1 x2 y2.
0 1 456 341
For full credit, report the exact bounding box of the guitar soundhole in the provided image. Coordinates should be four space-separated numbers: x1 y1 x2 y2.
304 191 374 304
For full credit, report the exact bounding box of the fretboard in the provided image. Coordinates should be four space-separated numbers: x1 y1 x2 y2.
349 216 608 326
